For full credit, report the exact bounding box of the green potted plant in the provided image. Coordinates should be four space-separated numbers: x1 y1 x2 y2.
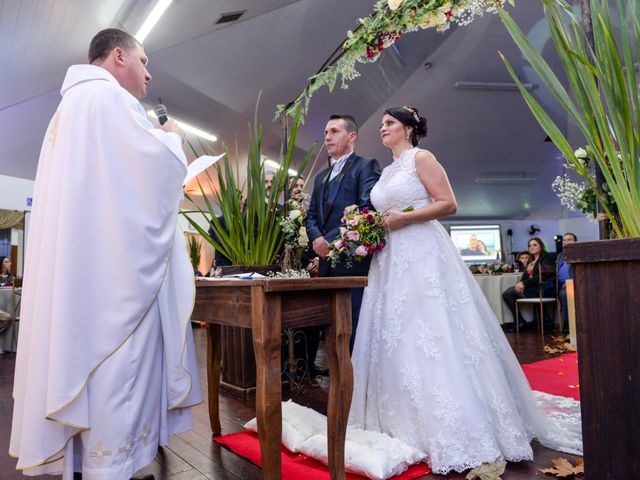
500 1 640 476
182 102 317 398
183 102 317 272
186 234 202 273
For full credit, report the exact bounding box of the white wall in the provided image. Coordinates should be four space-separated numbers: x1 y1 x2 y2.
178 210 212 234
558 216 599 243
0 175 34 211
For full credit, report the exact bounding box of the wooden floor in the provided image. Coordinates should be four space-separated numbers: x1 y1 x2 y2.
0 326 579 479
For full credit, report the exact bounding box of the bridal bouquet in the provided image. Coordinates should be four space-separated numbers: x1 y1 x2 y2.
327 206 386 268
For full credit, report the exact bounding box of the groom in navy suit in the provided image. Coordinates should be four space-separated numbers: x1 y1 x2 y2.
306 114 381 355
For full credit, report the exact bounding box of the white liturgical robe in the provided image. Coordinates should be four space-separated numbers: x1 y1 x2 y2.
10 65 203 479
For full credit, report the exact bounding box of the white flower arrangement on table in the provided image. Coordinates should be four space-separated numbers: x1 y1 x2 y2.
280 192 310 249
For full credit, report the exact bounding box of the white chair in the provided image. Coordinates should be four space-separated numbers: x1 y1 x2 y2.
515 257 557 338
515 297 557 338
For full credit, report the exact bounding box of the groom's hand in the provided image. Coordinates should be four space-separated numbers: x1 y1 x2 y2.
313 236 330 258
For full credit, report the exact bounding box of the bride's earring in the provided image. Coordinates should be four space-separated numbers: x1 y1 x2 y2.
405 131 411 140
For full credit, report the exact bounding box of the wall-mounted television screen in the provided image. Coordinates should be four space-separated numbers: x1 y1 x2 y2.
449 225 502 263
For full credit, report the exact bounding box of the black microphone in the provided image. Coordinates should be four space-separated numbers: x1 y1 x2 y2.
154 103 168 125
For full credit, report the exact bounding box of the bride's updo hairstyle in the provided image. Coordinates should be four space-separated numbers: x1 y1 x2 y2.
384 106 428 147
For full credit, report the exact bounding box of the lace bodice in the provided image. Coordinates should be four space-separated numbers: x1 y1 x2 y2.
371 147 434 212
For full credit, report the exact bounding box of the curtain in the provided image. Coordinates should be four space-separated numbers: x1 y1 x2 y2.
0 210 24 230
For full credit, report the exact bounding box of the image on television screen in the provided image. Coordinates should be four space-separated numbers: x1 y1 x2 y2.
449 225 502 263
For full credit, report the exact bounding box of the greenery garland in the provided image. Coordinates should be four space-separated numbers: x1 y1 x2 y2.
276 0 514 118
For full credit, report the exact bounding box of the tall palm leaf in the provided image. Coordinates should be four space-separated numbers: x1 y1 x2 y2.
500 0 640 237
182 101 317 265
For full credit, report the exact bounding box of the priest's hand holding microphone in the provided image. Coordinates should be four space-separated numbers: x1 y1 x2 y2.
154 103 186 143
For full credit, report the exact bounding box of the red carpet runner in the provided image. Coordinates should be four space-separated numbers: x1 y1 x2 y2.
214 353 579 479
522 352 580 400
215 430 431 479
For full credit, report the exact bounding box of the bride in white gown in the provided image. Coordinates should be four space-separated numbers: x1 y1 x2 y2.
348 106 581 474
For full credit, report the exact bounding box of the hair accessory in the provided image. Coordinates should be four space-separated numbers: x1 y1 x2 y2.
403 106 420 124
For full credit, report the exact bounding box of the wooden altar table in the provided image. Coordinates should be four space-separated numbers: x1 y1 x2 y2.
192 276 368 480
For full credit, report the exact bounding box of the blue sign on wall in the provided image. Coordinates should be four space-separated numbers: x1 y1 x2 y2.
26 197 32 207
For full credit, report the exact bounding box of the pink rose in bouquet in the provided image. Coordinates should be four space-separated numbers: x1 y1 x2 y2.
327 205 386 268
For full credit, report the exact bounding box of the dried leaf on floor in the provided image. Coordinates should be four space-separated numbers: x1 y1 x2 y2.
465 460 506 480
545 334 577 354
540 457 584 477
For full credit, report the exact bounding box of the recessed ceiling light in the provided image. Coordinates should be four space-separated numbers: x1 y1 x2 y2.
475 175 536 185
135 0 173 43
264 159 297 176
454 81 535 91
146 110 217 142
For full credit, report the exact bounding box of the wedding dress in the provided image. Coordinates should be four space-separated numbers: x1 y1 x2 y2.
349 147 582 474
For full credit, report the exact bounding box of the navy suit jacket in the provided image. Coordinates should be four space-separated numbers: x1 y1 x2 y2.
306 152 381 276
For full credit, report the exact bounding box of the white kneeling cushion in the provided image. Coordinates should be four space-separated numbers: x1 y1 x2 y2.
243 400 327 453
299 427 427 480
244 401 426 479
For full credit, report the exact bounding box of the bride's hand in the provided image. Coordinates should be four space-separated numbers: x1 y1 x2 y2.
384 210 407 231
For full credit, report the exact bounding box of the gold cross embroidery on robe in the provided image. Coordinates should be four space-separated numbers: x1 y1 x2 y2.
118 435 134 457
88 441 113 465
48 111 61 147
139 424 151 446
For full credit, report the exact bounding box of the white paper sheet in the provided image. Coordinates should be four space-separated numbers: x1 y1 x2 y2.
184 154 225 186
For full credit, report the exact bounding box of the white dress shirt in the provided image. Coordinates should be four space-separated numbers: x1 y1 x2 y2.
329 151 353 181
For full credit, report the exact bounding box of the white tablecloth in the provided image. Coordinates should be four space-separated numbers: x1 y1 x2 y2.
473 273 520 324
0 287 19 353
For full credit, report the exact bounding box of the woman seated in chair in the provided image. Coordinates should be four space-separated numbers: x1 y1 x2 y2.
0 256 15 286
503 237 556 331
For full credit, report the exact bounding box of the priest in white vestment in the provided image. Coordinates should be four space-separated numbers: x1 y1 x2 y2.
10 29 202 480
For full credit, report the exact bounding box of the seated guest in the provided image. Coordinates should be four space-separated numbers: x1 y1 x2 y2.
0 256 14 286
502 237 557 331
516 251 533 272
557 232 577 333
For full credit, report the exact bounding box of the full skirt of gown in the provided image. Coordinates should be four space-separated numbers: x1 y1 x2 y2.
349 147 580 474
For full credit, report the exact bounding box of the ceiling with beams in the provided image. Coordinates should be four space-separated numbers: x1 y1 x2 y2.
0 0 589 220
